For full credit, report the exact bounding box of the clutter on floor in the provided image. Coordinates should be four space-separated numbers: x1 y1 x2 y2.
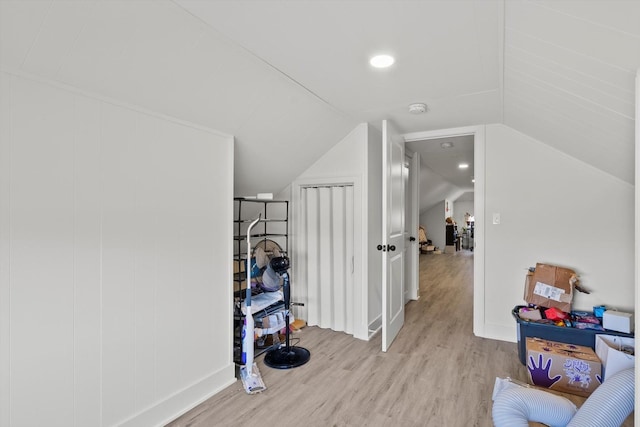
290 319 307 331
513 263 635 368
513 304 635 373
602 310 634 334
492 368 634 427
492 377 577 427
240 216 267 395
263 256 311 369
526 337 601 397
494 262 635 425
523 263 578 313
234 197 312 395
596 334 635 380
418 225 435 254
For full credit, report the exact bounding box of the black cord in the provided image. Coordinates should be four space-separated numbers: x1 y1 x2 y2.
289 337 301 347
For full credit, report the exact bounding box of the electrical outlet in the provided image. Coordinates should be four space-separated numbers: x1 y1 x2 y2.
492 213 501 225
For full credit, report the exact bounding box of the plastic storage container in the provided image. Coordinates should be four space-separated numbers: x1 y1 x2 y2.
512 305 634 365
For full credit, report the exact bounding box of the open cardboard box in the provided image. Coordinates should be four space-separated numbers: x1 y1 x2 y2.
524 263 577 313
595 334 635 381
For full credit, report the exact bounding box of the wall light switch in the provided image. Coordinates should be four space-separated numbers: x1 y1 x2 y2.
492 213 501 225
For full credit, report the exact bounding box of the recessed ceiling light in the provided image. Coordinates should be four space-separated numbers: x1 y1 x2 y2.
370 54 395 68
459 163 469 169
440 141 453 149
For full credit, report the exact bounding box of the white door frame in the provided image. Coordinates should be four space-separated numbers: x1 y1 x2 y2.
633 69 639 414
405 151 420 302
403 125 486 338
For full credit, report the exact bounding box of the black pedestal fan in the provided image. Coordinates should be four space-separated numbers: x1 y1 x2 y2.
264 256 311 369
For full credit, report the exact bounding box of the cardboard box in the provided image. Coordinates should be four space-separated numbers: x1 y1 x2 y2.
602 310 634 334
524 263 576 312
518 307 541 321
526 337 601 397
595 334 635 381
233 259 248 290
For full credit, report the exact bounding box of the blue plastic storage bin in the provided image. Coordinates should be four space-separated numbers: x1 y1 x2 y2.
512 305 634 365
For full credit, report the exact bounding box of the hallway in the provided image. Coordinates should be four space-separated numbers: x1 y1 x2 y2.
168 251 528 426
169 251 634 426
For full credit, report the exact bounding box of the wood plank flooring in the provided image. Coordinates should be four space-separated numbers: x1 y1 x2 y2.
166 250 633 427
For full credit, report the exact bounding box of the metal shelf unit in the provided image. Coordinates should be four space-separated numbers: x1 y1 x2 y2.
233 197 289 364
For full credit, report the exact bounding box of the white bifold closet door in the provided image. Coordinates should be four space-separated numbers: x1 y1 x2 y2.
300 185 355 334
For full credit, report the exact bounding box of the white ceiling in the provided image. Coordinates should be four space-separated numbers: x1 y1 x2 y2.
406 135 475 213
1 0 639 199
176 0 502 134
407 136 475 190
503 0 639 186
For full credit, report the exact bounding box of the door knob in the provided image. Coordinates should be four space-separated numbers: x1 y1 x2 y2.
388 245 396 251
377 244 385 251
409 236 416 242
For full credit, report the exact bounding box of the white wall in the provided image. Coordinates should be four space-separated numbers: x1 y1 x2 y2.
453 200 474 229
482 124 635 341
420 201 446 249
0 72 235 427
290 123 376 340
293 124 367 179
445 198 453 222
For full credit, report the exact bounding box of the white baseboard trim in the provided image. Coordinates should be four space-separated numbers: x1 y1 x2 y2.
119 364 236 427
367 315 382 340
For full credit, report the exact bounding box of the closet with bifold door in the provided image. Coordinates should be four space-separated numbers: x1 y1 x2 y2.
297 184 355 335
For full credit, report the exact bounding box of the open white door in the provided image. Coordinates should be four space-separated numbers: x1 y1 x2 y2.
381 120 405 352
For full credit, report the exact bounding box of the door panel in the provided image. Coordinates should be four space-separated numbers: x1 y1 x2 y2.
382 120 405 352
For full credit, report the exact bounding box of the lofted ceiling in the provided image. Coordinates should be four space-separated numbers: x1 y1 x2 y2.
175 0 502 134
1 0 638 199
406 135 475 213
503 0 639 186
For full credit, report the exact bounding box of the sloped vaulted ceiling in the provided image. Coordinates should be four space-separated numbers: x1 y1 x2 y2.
0 0 356 197
177 0 640 186
1 1 639 196
176 0 503 131
503 0 639 185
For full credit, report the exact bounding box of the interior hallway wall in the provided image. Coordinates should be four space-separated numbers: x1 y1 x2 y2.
482 124 634 341
453 200 474 229
0 71 235 427
420 201 446 250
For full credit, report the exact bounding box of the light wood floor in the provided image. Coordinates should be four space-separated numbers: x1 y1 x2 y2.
167 250 633 427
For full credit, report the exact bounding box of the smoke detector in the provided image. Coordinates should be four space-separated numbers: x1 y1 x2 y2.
408 103 427 114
